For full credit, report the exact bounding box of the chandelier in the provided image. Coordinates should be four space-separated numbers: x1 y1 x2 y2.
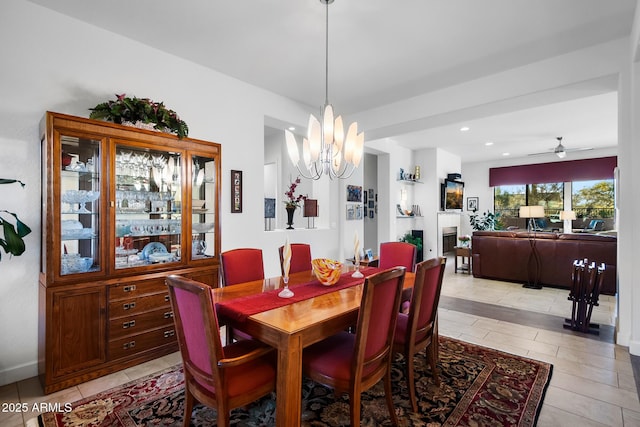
285 0 364 180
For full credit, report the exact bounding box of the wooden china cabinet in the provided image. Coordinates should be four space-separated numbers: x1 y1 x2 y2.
39 112 221 393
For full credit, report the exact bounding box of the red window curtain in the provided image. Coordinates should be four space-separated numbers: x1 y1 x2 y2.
489 156 617 186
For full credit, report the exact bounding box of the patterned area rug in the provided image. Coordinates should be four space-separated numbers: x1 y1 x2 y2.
38 337 552 426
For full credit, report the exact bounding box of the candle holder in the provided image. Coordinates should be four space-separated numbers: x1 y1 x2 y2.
351 260 364 278
278 276 294 298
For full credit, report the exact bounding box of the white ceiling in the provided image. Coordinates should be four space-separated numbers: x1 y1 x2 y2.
26 0 634 162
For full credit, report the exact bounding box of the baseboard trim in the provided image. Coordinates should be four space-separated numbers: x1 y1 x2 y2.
0 360 38 387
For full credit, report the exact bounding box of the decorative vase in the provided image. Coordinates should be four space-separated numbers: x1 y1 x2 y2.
286 206 296 229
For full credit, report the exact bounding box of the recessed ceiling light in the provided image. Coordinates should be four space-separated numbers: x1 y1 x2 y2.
288 126 296 131
485 141 494 146
502 152 510 156
460 126 470 132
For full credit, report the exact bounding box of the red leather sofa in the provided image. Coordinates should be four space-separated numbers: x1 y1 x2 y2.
471 231 617 295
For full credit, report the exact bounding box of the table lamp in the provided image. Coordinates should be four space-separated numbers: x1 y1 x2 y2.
519 205 545 231
519 205 545 289
559 210 576 233
304 199 318 229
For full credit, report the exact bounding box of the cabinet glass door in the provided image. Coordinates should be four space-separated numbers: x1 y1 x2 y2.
60 135 101 275
114 145 182 269
191 154 216 260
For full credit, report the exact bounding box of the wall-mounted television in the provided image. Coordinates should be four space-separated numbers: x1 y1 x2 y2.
441 179 464 210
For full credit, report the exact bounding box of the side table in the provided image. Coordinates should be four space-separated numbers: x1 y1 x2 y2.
454 246 472 274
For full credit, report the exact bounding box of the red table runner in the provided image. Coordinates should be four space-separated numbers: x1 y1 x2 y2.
216 267 379 322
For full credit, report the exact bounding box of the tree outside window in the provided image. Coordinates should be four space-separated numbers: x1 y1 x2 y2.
571 180 615 227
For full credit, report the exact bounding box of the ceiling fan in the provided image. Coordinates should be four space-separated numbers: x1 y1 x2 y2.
528 137 593 158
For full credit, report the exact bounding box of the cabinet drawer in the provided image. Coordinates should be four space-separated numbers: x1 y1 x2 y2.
109 292 170 318
109 326 177 361
109 278 167 300
109 308 175 340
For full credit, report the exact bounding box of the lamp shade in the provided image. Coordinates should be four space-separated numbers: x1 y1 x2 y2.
519 205 545 218
303 199 318 218
559 210 576 220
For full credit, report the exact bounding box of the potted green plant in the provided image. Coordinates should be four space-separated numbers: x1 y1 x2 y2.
399 232 422 251
469 210 502 231
0 179 32 260
89 93 189 138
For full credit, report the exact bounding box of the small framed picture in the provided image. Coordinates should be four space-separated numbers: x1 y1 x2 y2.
467 196 478 212
365 248 374 260
231 170 243 213
347 185 362 202
346 205 355 220
355 204 363 220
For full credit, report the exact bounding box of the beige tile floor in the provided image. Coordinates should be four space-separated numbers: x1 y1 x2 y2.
1 259 637 426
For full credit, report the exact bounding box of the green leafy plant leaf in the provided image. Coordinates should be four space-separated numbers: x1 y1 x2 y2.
399 232 422 251
0 180 31 261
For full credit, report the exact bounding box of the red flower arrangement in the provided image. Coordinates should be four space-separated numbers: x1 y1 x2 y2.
284 176 307 208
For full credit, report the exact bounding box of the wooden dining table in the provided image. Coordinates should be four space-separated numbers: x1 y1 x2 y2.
210 265 415 427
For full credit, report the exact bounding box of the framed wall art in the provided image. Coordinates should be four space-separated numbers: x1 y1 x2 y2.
467 196 478 212
231 170 243 213
347 185 362 202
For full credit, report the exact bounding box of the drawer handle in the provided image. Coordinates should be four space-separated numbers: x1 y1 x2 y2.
164 295 170 302
122 320 136 329
123 302 136 310
123 341 136 350
164 330 175 338
123 285 137 292
164 311 174 319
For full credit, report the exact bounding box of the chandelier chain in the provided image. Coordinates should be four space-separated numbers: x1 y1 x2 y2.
324 0 329 106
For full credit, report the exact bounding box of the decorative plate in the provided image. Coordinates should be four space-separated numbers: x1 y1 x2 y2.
141 242 168 260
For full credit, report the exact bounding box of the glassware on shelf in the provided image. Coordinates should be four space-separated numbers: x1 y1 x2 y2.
61 190 99 213
77 190 99 213
61 253 93 274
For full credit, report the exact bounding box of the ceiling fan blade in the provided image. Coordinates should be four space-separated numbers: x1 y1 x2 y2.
565 147 594 152
528 146 593 156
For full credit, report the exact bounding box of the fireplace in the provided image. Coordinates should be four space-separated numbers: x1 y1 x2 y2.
442 226 457 253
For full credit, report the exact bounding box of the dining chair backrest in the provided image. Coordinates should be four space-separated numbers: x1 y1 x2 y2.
278 243 312 275
166 274 276 427
378 241 417 272
166 275 223 385
302 266 405 426
406 257 446 345
393 257 446 411
354 266 406 384
220 248 264 286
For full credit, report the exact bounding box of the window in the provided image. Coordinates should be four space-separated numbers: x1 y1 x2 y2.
571 179 614 224
494 183 564 229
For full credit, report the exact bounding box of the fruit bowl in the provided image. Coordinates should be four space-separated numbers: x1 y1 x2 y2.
311 258 343 286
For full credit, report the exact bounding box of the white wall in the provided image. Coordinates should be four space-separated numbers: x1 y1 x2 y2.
0 0 339 385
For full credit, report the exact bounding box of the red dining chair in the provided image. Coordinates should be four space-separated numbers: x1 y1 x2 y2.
393 257 446 411
220 248 265 286
165 275 276 427
220 248 264 342
278 243 312 275
302 267 406 426
379 241 417 272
